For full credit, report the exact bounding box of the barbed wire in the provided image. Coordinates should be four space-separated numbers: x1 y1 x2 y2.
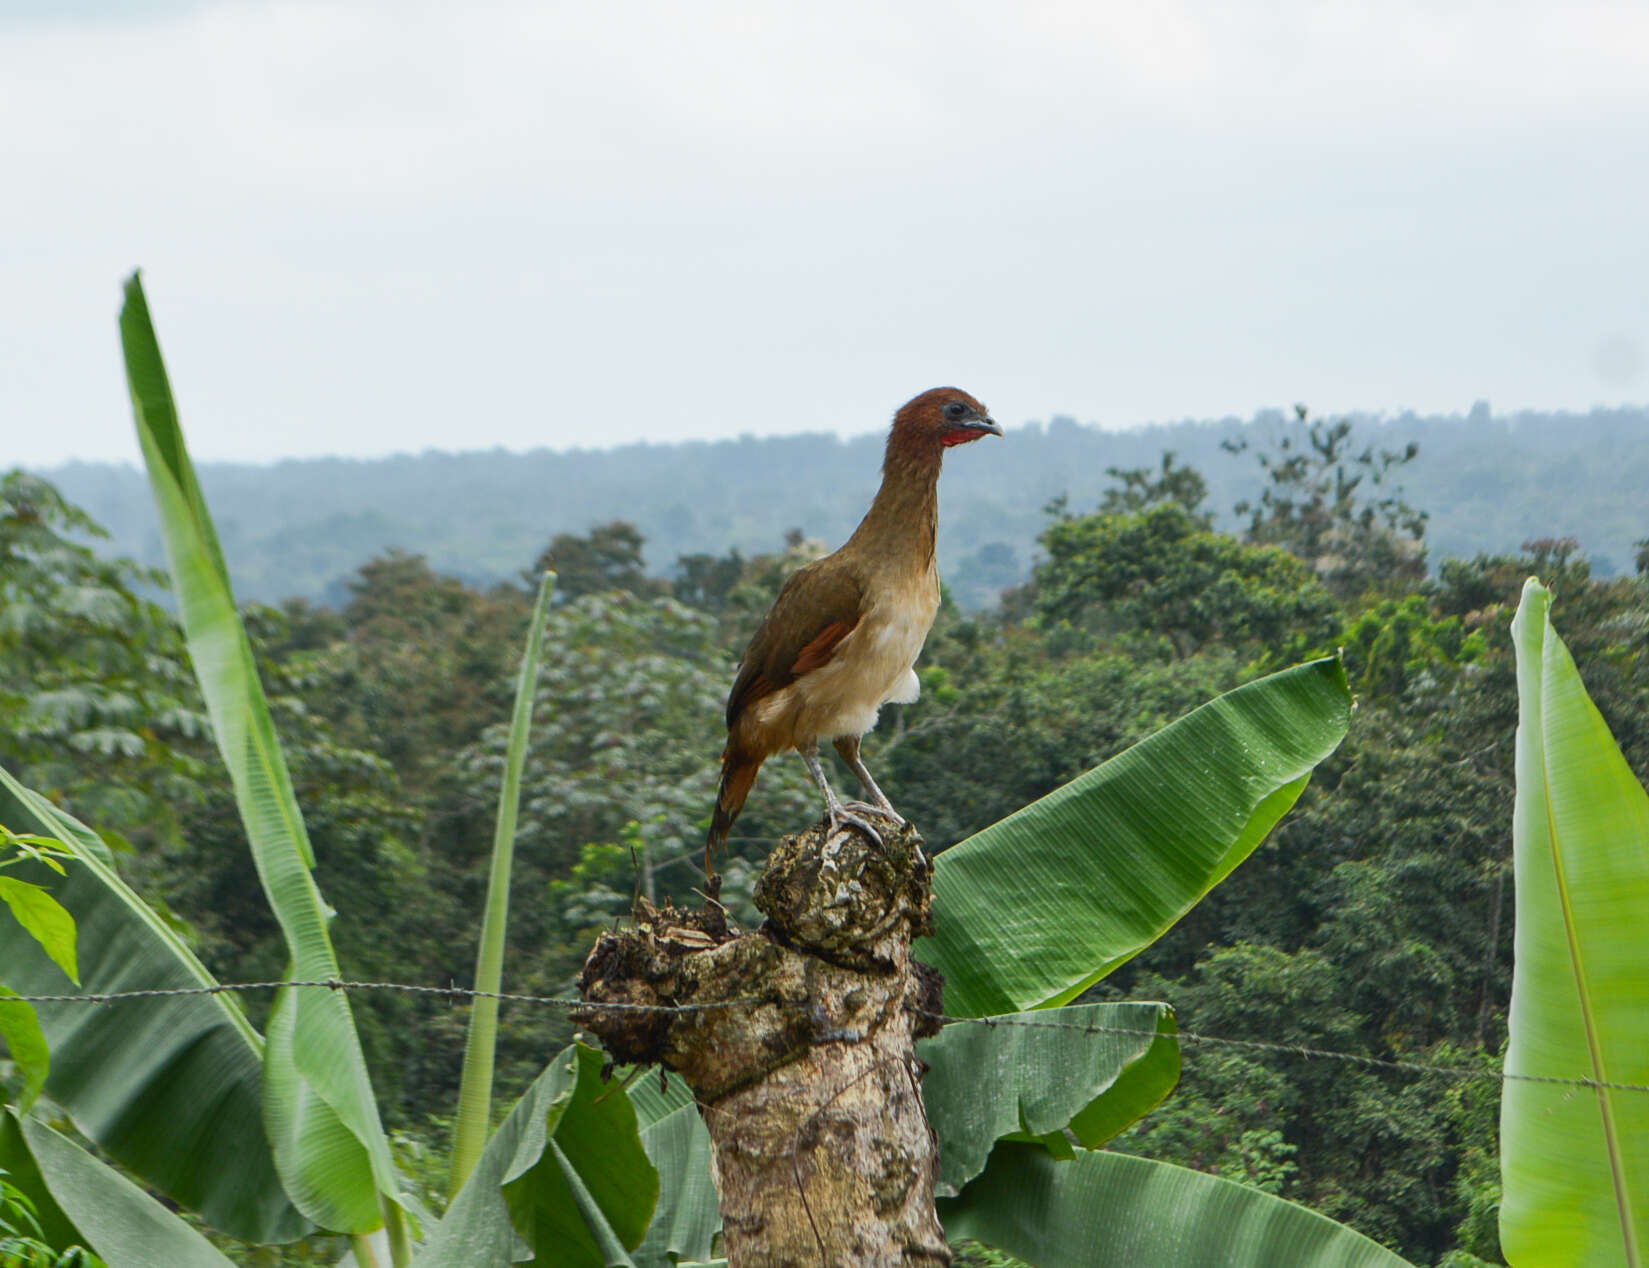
921 1010 1649 1096
1 978 761 1017
4 977 1645 1097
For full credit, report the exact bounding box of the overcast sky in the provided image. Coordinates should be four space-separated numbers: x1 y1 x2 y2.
6 1 1648 466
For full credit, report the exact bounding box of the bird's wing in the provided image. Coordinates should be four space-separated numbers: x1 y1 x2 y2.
726 559 865 729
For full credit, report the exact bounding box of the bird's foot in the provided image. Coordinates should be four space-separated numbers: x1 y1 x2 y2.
844 798 905 826
824 801 885 847
844 800 926 870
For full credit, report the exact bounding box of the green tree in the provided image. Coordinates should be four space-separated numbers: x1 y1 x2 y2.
1226 407 1428 604
1340 595 1484 700
306 550 530 787
1098 449 1212 523
670 548 745 613
531 521 663 601
1032 503 1342 661
0 471 206 848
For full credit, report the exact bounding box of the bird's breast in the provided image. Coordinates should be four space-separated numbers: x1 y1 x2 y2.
777 579 939 744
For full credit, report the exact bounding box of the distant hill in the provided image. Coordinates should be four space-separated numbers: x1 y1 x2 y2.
34 403 1649 609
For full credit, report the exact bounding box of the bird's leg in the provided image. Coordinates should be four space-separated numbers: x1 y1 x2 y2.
833 735 926 869
831 736 905 823
799 743 884 846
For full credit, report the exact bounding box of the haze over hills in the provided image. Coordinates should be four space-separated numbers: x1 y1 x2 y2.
34 403 1649 609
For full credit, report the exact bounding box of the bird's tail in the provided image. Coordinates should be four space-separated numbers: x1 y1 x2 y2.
705 747 763 876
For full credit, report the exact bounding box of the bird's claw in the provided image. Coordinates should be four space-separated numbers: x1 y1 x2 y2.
844 798 905 826
825 803 885 847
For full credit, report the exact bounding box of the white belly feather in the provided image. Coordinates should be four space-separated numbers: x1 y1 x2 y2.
754 585 938 745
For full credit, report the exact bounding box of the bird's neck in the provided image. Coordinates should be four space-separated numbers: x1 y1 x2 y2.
847 445 941 574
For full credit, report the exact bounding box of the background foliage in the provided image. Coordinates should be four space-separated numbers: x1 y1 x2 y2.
35 403 1649 610
4 413 1648 1266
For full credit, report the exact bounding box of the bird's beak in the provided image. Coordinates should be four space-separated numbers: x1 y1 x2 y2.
964 416 1003 437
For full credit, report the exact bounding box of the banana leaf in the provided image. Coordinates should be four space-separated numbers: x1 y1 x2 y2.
0 986 47 1111
921 657 1351 1016
0 1109 237 1267
121 273 399 1234
940 1143 1413 1267
416 1044 658 1266
920 1001 1179 1195
627 1072 719 1268
0 764 308 1243
449 570 556 1197
1502 580 1649 1267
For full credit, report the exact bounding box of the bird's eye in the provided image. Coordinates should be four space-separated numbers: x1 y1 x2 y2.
943 402 967 421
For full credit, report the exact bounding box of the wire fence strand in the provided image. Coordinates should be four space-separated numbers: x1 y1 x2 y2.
0 979 762 1017
5 977 1645 1097
921 1010 1649 1096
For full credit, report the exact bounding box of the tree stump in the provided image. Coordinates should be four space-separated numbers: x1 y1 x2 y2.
577 814 950 1267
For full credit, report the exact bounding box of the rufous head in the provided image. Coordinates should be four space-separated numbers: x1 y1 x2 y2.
888 387 1002 461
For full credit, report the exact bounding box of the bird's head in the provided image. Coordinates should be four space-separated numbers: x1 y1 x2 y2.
889 387 1002 458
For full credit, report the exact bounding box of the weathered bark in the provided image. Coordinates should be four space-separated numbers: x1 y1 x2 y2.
577 814 950 1268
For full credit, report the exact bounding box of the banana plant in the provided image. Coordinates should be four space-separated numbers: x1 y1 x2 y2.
1501 580 1649 1268
447 569 555 1199
0 276 653 1266
0 762 308 1246
123 274 407 1260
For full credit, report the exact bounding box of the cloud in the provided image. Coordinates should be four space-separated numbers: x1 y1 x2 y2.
3 1 1647 465
14 1 1648 207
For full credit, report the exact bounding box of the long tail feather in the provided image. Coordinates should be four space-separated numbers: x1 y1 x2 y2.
705 749 763 876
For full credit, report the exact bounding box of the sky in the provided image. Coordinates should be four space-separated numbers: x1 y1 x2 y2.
5 0 1648 466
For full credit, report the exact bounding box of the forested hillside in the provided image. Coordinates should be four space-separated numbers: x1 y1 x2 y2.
37 402 1649 610
5 414 1648 1265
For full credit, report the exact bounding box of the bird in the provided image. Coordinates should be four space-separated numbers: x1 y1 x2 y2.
704 386 1002 880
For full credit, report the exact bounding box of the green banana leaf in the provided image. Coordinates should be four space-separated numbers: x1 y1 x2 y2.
613 1007 1179 1257
1502 580 1649 1268
0 986 48 1111
919 1001 1179 1195
121 273 399 1234
0 765 308 1243
450 570 556 1198
920 657 1351 1017
940 1144 1413 1267
416 1044 658 1266
0 1109 236 1267
628 1072 719 1268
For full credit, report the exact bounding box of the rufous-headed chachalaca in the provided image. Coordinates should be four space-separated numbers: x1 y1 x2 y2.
705 387 1001 879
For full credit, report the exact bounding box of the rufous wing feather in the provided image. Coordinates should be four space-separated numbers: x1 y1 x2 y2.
724 559 865 729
